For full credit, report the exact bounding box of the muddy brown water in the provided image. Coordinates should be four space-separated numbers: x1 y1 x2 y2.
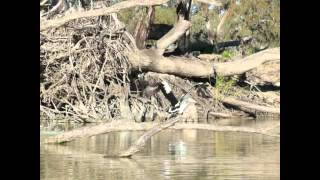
40 118 280 180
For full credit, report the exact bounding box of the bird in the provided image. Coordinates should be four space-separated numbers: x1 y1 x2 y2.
168 94 196 116
137 75 205 119
167 82 205 118
136 74 178 106
142 80 178 106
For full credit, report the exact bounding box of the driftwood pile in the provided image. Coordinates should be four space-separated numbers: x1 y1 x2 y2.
40 10 134 122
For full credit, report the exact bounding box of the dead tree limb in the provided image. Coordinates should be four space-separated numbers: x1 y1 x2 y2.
194 0 223 6
40 0 169 31
221 97 280 115
44 120 279 145
128 47 279 78
213 47 280 76
216 0 236 37
156 18 192 55
117 116 182 157
40 0 50 6
41 0 279 79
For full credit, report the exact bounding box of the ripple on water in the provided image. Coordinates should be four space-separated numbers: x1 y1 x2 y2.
40 120 280 180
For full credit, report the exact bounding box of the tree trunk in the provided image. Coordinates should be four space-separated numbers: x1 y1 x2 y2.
127 48 280 78
133 6 155 49
176 0 193 54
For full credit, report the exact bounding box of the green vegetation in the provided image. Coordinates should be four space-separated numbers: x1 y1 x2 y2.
224 0 280 50
154 6 177 25
210 75 236 100
221 50 235 59
118 8 135 24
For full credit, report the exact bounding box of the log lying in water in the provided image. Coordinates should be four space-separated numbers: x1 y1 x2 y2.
117 116 182 157
43 120 280 145
221 97 280 115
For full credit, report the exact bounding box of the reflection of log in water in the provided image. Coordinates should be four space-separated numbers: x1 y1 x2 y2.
41 130 279 179
44 120 280 145
42 143 147 171
117 117 183 157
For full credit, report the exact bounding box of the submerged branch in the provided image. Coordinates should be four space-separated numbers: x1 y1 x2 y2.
44 120 279 145
117 117 182 157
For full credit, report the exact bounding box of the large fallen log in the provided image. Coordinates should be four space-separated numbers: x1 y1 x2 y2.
44 120 280 144
41 0 279 79
221 97 280 115
128 47 280 78
245 60 280 87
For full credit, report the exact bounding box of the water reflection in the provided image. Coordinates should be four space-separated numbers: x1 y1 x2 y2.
40 119 280 180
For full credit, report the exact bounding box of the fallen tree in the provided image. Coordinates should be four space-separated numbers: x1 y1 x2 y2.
40 0 280 123
128 47 279 78
221 97 280 115
41 0 279 79
44 120 279 145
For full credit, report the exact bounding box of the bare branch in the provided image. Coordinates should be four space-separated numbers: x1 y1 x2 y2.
216 0 236 37
40 0 169 31
194 0 223 6
40 0 50 6
213 48 280 76
156 19 192 55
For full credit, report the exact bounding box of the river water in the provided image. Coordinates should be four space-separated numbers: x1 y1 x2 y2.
40 118 280 180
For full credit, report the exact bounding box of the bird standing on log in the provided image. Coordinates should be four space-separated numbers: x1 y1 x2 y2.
142 80 179 107
137 74 208 119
